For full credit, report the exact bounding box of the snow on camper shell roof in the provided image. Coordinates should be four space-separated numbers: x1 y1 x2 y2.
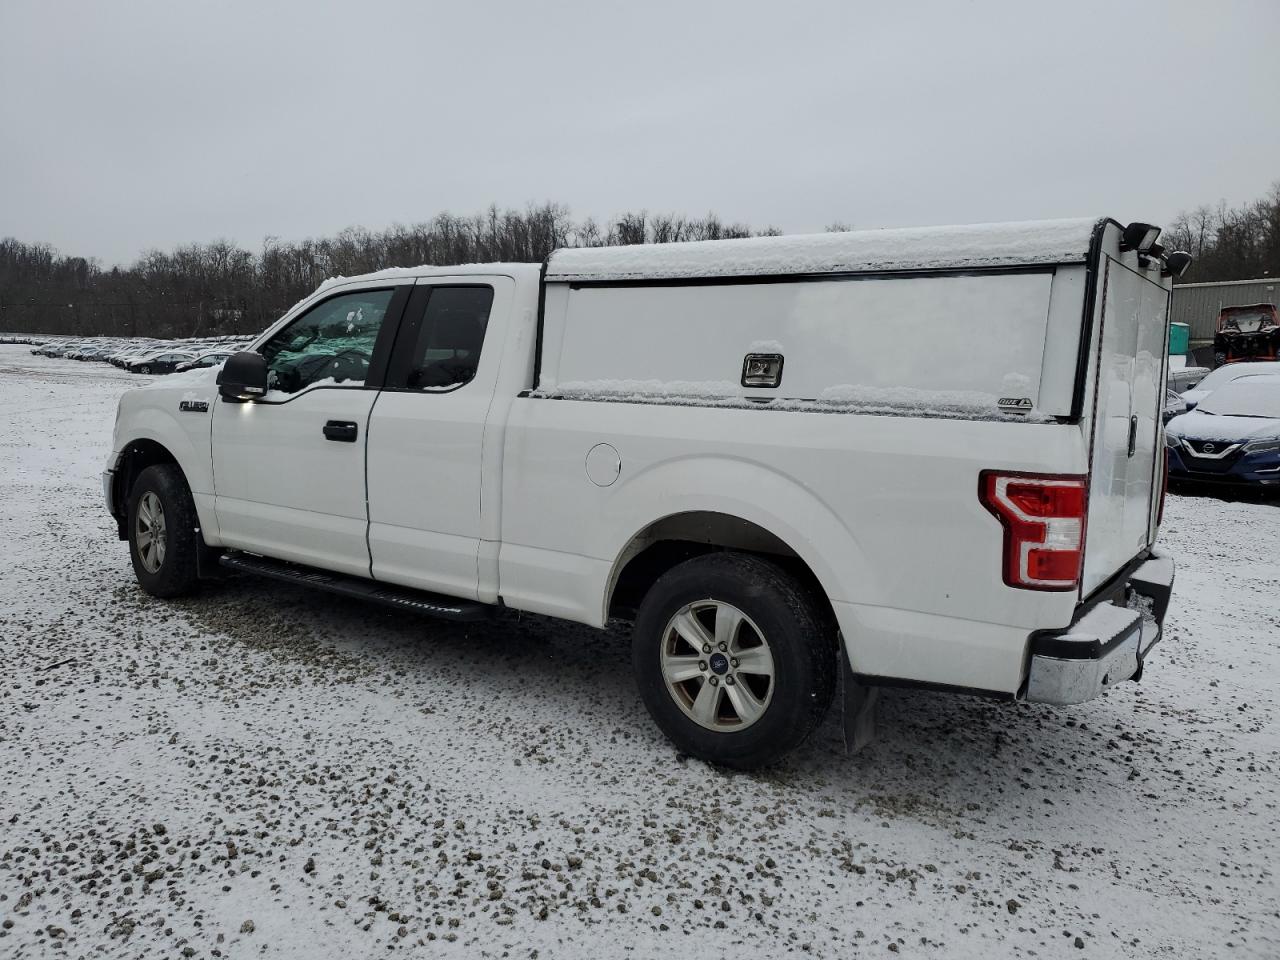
545 217 1102 283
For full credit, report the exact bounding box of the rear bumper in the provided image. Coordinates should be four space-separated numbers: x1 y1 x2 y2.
1024 548 1174 705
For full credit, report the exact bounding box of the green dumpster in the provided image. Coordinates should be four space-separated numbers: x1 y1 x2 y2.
1169 322 1189 357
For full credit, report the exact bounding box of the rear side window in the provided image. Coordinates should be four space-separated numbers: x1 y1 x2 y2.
399 286 494 390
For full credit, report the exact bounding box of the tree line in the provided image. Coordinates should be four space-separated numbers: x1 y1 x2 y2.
0 205 773 338
1162 182 1280 285
2 186 1276 339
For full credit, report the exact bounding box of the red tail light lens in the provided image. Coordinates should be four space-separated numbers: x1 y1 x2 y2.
979 472 1088 591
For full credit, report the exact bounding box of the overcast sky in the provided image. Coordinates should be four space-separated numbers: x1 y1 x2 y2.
2 0 1277 266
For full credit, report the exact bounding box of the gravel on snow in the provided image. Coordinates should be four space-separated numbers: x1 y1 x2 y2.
0 345 1276 959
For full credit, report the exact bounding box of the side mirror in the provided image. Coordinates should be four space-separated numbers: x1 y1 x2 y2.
217 351 268 401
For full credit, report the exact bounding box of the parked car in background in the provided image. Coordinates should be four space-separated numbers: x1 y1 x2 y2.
1213 303 1279 367
175 351 232 372
1180 360 1280 410
69 344 110 360
51 341 89 358
127 351 196 375
1167 375 1280 487
112 343 167 367
1167 365 1209 395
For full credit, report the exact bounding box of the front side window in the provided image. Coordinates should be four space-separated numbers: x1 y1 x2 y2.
259 289 395 394
402 286 494 390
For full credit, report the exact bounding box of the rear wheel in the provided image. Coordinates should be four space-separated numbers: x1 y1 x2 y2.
137 364 152 374
632 552 837 769
128 464 199 597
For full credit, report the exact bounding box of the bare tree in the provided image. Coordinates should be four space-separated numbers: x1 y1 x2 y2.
1 202 805 336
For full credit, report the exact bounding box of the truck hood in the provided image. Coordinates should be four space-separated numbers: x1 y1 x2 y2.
134 365 220 392
1167 409 1280 443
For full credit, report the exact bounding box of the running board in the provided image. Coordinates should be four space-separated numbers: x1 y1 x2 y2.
218 552 493 621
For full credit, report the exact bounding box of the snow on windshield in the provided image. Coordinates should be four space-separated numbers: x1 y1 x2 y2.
1197 378 1280 419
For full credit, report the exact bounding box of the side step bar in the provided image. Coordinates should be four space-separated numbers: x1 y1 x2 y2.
218 552 493 622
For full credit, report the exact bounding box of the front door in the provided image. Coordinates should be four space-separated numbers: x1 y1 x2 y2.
212 283 410 577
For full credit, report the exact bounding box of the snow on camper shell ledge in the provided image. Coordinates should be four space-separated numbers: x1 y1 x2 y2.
545 217 1101 283
533 380 1057 423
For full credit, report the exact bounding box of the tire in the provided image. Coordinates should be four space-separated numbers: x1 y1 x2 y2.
632 552 837 769
127 464 200 598
138 365 151 375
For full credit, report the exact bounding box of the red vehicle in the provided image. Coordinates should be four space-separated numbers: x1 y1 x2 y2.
1213 303 1279 366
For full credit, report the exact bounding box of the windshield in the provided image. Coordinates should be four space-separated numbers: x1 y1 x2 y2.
1194 363 1279 392
1197 378 1280 418
1219 308 1277 334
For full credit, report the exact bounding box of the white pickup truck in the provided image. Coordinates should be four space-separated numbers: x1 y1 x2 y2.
105 217 1185 768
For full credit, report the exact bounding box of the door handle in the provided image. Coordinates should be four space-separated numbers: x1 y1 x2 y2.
1127 414 1138 457
323 420 358 443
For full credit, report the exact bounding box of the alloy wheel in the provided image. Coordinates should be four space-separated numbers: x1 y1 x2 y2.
135 491 167 573
659 600 775 731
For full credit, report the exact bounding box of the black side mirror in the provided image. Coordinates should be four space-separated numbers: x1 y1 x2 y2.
217 351 268 401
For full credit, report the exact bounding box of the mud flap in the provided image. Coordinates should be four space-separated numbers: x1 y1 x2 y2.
194 535 226 580
839 643 878 753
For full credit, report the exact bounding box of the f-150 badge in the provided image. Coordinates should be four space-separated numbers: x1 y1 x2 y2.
178 400 209 413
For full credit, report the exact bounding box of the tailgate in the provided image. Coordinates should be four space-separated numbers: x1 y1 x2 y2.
1081 256 1169 595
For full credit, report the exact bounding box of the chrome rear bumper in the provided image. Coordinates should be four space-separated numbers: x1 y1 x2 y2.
1025 549 1174 706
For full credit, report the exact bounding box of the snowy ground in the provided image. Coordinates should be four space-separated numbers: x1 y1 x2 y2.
0 344 1277 959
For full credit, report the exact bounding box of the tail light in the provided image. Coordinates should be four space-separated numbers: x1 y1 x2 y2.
979 472 1088 591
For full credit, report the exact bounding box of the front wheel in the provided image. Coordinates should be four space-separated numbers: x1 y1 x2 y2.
128 464 199 597
632 552 837 769
137 365 152 374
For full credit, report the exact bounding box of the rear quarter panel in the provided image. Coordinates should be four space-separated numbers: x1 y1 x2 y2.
499 399 1086 693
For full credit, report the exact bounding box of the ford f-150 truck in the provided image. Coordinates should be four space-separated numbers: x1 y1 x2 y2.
105 217 1186 768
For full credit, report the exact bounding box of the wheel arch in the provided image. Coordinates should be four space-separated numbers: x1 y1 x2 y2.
597 453 871 627
605 510 837 630
109 438 182 536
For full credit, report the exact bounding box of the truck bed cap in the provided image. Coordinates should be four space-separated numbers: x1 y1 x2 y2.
546 217 1101 284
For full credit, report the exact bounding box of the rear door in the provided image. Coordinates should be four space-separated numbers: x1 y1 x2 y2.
1081 255 1170 594
365 276 511 600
